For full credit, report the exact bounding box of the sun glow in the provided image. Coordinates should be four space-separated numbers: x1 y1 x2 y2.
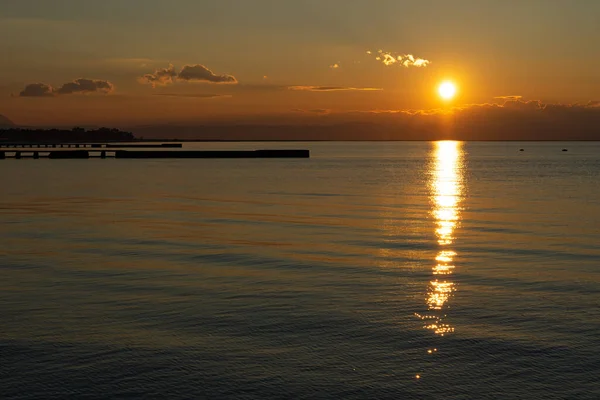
438 81 457 100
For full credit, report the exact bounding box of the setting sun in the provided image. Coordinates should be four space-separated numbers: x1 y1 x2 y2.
438 81 457 100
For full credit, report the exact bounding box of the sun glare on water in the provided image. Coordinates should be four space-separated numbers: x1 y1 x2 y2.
438 81 457 100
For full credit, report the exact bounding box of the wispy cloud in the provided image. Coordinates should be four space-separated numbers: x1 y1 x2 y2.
494 95 523 100
18 79 114 97
291 108 331 114
368 49 430 68
288 86 382 92
140 64 237 87
153 93 231 98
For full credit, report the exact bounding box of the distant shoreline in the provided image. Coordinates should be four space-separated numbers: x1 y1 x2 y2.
3 127 598 143
139 139 600 142
2 138 598 144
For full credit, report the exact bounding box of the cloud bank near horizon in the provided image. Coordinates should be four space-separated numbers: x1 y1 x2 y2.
313 98 600 140
129 98 600 141
139 64 237 87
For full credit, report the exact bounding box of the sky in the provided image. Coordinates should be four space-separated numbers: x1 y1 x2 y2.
0 0 599 136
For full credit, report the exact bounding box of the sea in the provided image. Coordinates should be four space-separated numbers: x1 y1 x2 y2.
1 141 599 399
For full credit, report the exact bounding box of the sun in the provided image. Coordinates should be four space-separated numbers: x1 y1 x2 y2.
438 81 457 100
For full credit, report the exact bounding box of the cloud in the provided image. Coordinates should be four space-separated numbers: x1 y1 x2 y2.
130 98 600 141
55 79 114 95
325 98 600 140
291 108 331 114
138 64 178 87
18 79 113 97
287 86 383 92
139 64 237 87
153 93 230 98
178 64 237 83
494 95 523 100
412 58 430 67
19 83 55 97
368 49 430 68
501 99 543 111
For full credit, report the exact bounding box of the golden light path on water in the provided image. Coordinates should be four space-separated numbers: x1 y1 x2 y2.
418 141 464 336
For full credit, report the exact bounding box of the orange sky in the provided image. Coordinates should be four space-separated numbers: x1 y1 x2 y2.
0 0 599 131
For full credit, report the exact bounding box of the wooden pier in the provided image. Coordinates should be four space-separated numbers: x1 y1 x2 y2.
0 149 310 159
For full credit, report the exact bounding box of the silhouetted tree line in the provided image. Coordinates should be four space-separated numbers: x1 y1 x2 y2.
0 127 135 143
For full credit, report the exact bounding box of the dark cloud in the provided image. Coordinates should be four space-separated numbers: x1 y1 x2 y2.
178 64 237 83
139 64 237 86
287 86 383 92
138 65 178 87
55 79 114 95
19 79 114 97
19 83 55 97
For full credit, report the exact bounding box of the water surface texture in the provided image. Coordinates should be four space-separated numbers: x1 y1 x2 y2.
2 141 599 399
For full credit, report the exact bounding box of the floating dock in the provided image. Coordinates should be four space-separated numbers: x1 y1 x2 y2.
0 149 310 159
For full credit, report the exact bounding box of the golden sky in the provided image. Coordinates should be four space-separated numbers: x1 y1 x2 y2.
1 0 599 133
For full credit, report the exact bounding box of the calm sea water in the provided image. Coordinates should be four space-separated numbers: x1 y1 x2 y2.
1 141 599 399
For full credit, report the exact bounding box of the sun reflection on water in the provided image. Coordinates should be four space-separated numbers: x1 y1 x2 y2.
418 141 464 336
